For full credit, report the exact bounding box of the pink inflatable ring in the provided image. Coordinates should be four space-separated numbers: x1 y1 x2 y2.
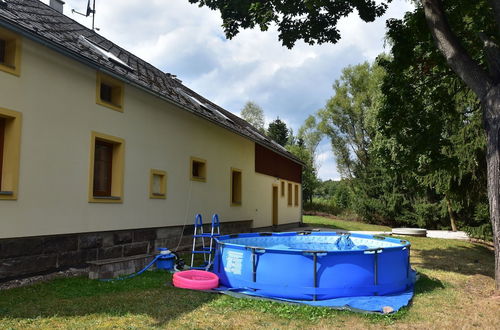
173 270 219 290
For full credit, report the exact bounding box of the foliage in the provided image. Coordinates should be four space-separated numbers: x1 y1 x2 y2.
298 115 322 155
303 198 342 216
240 101 265 133
318 61 385 179
267 117 289 146
188 0 390 48
313 179 353 212
374 1 490 229
287 139 318 204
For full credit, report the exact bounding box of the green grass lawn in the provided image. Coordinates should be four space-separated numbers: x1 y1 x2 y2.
303 215 392 231
0 216 498 329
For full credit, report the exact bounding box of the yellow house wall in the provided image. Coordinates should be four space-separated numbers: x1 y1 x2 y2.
0 37 301 238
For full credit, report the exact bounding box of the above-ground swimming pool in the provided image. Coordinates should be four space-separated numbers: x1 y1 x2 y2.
213 231 413 301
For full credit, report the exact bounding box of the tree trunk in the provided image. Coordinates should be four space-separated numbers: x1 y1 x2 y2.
445 196 458 232
484 89 500 290
421 0 500 291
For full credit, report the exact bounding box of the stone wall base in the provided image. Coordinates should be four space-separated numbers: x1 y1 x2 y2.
0 220 252 281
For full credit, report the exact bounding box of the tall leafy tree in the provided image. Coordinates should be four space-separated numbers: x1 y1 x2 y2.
240 101 265 133
187 0 500 288
267 117 289 146
318 61 384 179
298 115 322 156
287 140 318 204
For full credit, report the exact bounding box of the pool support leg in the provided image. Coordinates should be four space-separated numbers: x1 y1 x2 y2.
251 248 257 282
313 253 318 301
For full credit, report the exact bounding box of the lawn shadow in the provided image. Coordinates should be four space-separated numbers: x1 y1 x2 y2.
412 244 494 278
414 273 445 295
0 271 221 327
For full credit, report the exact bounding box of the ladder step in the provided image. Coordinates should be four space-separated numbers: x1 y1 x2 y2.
193 234 220 238
191 250 212 254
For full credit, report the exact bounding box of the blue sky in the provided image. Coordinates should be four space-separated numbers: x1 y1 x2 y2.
45 0 413 181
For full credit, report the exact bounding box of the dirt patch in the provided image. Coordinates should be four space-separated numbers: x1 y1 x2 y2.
463 274 497 297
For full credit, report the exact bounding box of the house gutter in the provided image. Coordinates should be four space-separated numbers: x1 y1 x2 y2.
0 17 304 166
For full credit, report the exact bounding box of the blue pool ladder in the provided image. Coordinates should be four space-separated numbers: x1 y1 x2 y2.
190 214 221 270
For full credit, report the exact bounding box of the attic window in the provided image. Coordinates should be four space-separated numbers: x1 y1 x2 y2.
0 27 21 76
178 88 234 124
79 35 132 70
96 72 124 112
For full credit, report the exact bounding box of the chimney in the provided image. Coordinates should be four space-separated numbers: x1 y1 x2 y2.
49 0 65 14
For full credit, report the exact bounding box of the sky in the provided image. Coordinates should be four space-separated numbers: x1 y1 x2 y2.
43 0 414 181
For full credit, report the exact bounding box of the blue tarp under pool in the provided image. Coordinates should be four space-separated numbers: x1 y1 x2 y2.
215 269 417 314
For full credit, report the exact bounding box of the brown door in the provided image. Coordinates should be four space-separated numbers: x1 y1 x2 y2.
272 186 278 226
93 140 113 196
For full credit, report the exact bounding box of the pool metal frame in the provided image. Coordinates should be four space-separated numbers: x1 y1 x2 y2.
213 231 412 301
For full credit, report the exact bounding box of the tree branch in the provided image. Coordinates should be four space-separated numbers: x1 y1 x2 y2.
479 32 500 83
421 0 492 100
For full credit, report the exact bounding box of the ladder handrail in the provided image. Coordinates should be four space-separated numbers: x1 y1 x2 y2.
191 213 221 269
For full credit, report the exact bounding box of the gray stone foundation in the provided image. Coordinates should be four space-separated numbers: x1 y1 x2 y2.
0 220 252 281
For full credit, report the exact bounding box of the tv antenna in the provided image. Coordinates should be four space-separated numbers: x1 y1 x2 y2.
72 0 98 31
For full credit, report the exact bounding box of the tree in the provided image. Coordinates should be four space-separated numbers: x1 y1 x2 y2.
187 0 500 289
240 101 265 133
298 115 322 156
267 117 289 146
287 142 318 204
318 61 384 179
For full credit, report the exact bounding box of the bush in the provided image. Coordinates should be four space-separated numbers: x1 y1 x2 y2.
303 199 343 215
463 223 493 242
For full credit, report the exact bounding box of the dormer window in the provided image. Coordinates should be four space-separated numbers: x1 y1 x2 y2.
96 72 124 112
0 27 21 76
79 35 132 70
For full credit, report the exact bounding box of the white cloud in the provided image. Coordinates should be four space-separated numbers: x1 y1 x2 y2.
42 0 413 180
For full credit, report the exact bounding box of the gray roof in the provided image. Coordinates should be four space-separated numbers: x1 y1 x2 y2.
0 0 302 164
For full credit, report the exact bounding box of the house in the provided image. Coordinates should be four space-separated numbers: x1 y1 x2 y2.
0 0 303 280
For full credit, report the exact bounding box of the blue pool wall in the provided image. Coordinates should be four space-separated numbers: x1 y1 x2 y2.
213 231 413 301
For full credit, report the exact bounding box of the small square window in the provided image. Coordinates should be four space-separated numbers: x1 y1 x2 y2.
231 168 242 206
96 72 124 112
150 169 167 199
288 183 292 206
0 28 22 76
190 157 206 182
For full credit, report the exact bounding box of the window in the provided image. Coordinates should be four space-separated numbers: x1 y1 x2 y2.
288 183 292 206
150 169 167 199
231 168 242 206
0 27 22 76
96 72 124 112
294 184 299 206
281 181 285 197
190 157 206 182
0 108 22 200
89 132 124 203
